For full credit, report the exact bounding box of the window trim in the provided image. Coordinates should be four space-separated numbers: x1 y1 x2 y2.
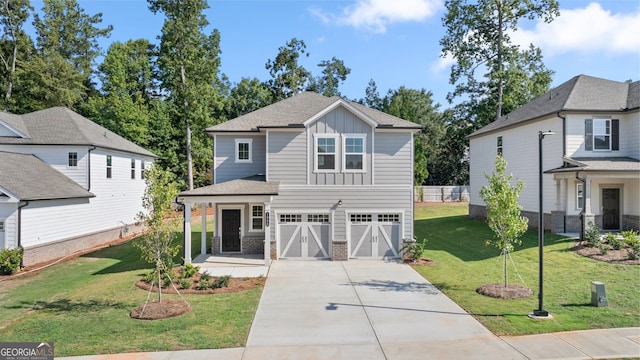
235 138 253 163
496 136 503 155
131 159 136 180
250 204 264 231
314 133 339 173
342 134 366 173
0 219 5 232
576 183 584 210
141 161 146 180
68 152 78 167
592 118 611 151
106 155 112 179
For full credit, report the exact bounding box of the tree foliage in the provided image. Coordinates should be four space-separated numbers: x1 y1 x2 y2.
265 38 311 101
479 155 528 286
0 0 31 109
308 56 351 97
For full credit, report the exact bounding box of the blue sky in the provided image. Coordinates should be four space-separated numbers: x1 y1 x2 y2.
30 0 640 110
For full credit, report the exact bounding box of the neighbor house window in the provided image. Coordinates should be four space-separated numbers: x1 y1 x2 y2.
131 159 136 179
585 118 619 151
315 135 337 171
68 152 78 167
576 183 584 210
343 134 365 171
141 161 146 179
497 136 503 155
235 139 252 163
106 155 112 178
251 205 264 231
0 220 4 231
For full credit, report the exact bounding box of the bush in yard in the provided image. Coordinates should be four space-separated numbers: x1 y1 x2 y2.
401 238 427 262
605 233 624 250
622 230 640 260
179 278 191 289
212 275 230 289
0 247 23 275
584 222 601 247
180 263 200 279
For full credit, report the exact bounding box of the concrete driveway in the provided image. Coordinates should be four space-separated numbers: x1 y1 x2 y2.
243 260 525 359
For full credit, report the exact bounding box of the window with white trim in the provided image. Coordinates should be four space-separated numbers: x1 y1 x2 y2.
106 155 112 179
343 134 365 171
131 159 136 179
141 161 146 179
496 136 503 155
235 138 252 163
593 118 611 150
315 135 337 171
576 183 584 210
68 152 78 167
251 205 264 231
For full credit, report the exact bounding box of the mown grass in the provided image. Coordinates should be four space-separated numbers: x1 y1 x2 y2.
0 223 261 357
413 203 640 336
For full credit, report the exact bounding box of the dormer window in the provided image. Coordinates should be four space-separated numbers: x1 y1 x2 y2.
235 139 252 163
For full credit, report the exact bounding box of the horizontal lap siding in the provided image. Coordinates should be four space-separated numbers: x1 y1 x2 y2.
268 132 306 183
215 135 266 183
374 132 412 185
566 113 640 159
272 185 413 241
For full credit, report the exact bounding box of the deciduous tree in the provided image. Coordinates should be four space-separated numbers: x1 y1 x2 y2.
265 38 311 101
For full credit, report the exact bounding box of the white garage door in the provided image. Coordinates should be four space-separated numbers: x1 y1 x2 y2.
349 213 401 259
278 214 330 259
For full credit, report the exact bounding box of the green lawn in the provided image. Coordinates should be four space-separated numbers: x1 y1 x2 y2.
413 203 640 335
0 223 261 357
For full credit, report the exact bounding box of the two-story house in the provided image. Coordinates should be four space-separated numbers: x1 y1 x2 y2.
468 75 639 235
177 91 421 264
0 107 156 266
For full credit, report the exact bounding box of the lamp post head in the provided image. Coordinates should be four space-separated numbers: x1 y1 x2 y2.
539 130 555 139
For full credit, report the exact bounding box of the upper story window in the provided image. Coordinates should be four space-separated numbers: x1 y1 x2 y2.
251 204 264 231
131 159 136 179
576 183 584 210
496 136 503 155
0 220 4 231
106 155 112 179
235 138 252 163
141 161 146 179
585 118 619 151
343 134 365 172
315 135 337 171
68 152 78 167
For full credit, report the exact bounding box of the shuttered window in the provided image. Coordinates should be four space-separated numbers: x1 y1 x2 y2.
586 118 619 151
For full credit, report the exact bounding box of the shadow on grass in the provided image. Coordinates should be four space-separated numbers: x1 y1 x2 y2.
415 215 575 262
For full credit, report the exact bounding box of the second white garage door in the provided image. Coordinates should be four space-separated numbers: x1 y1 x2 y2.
278 214 331 259
349 213 401 259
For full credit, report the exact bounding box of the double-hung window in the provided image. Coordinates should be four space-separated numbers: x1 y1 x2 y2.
141 161 146 179
576 183 584 210
496 136 503 155
131 159 136 179
315 135 337 171
585 118 619 151
251 204 264 231
68 152 78 167
235 139 252 163
106 155 112 179
343 134 365 171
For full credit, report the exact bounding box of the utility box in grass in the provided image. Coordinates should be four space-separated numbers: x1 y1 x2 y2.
591 281 608 307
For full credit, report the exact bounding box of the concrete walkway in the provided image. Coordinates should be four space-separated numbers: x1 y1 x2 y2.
59 260 640 360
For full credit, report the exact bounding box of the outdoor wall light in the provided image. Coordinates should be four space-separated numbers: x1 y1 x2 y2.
338 200 343 206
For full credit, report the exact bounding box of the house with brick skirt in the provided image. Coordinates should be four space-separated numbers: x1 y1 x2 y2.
0 107 156 266
468 75 639 235
177 91 421 264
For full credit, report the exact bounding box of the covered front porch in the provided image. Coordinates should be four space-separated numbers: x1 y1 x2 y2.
177 175 279 267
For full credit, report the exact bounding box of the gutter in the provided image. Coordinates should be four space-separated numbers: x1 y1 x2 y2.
87 145 96 191
557 111 567 158
17 200 29 268
174 196 187 264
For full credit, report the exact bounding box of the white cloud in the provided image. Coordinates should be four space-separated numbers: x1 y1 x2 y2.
430 52 455 73
313 0 443 34
509 2 640 57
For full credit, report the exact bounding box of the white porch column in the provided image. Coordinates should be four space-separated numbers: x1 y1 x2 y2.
184 203 192 264
584 177 592 214
264 201 272 266
201 203 207 256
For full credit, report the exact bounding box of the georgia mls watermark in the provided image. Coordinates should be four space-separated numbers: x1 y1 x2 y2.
0 342 53 360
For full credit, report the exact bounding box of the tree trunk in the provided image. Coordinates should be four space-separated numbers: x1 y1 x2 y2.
495 0 504 121
181 64 194 190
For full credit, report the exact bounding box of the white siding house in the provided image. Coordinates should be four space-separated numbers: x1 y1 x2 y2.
0 107 155 266
468 75 639 235
177 92 421 264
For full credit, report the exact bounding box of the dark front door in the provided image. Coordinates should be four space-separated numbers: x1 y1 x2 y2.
222 209 241 252
602 188 620 230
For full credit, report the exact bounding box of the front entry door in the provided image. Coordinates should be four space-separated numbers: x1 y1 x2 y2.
602 188 620 230
221 209 241 252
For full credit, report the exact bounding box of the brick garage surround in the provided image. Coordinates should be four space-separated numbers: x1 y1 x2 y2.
332 239 348 261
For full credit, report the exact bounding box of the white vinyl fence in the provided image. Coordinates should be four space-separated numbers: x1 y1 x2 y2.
415 186 470 202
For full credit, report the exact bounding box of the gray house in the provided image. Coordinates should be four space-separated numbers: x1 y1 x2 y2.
177 91 421 264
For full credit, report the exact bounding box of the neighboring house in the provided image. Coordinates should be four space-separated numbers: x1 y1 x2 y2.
177 91 421 263
0 107 156 266
468 75 639 235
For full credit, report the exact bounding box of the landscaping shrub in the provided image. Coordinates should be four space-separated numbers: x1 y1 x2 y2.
401 238 427 262
197 279 211 290
0 247 23 275
622 230 640 260
584 222 601 247
605 232 624 250
212 275 230 289
179 278 191 289
200 270 211 281
181 263 200 279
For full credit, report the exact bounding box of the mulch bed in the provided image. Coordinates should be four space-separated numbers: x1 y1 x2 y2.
571 243 639 265
476 283 533 299
404 258 436 266
134 273 266 295
130 299 191 320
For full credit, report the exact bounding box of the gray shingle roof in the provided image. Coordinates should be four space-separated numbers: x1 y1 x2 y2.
0 107 156 157
0 151 95 200
546 157 640 173
469 75 639 138
206 91 421 132
178 175 279 197
0 112 29 137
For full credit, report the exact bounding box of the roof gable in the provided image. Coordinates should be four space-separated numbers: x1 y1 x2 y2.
0 112 29 137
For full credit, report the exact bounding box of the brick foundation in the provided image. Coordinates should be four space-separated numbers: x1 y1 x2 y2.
332 239 348 261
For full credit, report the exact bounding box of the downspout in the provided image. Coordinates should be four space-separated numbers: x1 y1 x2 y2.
575 172 586 242
87 146 97 191
174 196 186 263
557 112 567 158
17 200 29 268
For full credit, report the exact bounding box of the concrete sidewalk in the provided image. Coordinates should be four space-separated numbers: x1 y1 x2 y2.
59 260 639 360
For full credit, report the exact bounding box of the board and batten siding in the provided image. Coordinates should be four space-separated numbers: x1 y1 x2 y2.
306 107 374 186
267 131 306 184
215 135 266 183
469 116 563 214
271 185 413 241
0 145 89 188
374 132 413 185
566 112 640 159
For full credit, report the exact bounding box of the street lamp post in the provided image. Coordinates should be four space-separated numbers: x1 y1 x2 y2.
532 130 555 318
